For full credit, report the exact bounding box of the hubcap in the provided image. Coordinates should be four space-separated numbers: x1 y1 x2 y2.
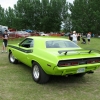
10 53 15 62
33 65 40 79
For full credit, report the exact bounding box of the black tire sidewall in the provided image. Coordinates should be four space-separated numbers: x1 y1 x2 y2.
8 52 18 64
32 62 41 82
32 62 49 84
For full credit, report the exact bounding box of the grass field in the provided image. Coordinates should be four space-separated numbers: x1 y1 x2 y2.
0 37 100 100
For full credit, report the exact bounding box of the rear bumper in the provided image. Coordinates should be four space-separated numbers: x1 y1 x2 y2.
53 63 100 75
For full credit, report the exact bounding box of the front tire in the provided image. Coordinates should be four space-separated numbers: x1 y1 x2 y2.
32 62 49 84
9 51 18 64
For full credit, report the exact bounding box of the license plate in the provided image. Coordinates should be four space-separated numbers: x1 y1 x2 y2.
77 68 85 73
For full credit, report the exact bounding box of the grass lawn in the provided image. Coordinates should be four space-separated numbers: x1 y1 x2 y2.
0 37 100 100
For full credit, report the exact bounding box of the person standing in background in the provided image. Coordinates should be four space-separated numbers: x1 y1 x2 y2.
72 31 77 44
2 30 9 53
68 32 73 41
77 33 81 43
87 32 91 44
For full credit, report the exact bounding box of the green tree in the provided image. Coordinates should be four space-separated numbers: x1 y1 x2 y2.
0 5 6 25
4 7 16 28
69 0 100 35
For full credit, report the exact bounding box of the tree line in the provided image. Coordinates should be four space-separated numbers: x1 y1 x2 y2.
0 0 100 34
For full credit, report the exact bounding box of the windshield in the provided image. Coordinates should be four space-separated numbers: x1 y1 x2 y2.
46 40 80 48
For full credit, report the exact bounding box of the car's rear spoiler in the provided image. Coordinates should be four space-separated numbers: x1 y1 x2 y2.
58 49 100 55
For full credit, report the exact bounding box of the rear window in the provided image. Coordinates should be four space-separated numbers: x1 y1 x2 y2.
46 40 80 48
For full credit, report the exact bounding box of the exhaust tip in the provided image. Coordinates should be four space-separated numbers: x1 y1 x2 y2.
87 71 94 74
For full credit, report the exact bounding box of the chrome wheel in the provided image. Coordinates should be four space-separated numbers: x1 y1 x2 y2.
9 52 18 64
33 65 40 79
32 62 50 84
10 53 15 63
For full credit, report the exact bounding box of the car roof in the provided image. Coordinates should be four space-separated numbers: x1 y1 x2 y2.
27 36 70 41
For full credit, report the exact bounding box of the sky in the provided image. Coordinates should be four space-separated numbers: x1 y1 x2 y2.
1 0 74 9
68 0 74 4
0 0 18 9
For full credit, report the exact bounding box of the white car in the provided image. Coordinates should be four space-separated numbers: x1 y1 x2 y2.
39 32 49 36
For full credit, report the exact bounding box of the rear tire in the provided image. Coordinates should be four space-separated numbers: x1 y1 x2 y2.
9 51 18 64
32 62 49 84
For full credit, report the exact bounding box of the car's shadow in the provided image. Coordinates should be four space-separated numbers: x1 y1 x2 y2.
15 62 91 85
49 75 87 84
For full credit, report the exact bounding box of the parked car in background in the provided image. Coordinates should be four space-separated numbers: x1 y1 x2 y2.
39 32 49 36
8 28 16 32
49 32 63 36
8 36 100 84
25 29 33 33
98 36 100 38
7 30 14 34
30 32 40 36
15 31 30 38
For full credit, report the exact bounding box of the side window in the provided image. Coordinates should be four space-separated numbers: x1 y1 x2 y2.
30 40 34 47
19 38 34 48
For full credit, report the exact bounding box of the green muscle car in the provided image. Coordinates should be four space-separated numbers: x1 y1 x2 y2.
8 36 100 84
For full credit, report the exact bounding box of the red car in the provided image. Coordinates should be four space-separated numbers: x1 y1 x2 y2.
15 31 30 38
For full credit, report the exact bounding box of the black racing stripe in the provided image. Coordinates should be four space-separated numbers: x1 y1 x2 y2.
8 45 33 53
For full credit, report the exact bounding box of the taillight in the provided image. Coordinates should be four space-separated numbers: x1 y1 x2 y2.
95 60 100 63
71 62 78 66
87 60 94 64
58 62 78 67
87 59 100 64
59 63 71 67
58 58 100 67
